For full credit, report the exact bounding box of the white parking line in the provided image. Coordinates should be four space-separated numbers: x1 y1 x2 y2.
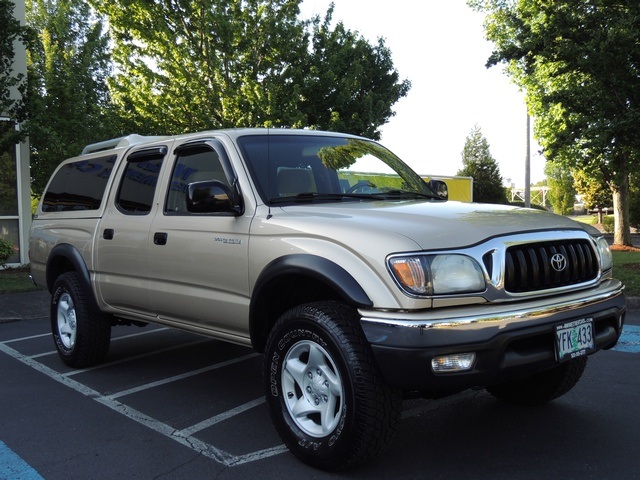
111 327 170 340
3 332 50 343
108 352 259 399
179 397 265 436
0 341 285 467
6 327 177 362
62 337 212 376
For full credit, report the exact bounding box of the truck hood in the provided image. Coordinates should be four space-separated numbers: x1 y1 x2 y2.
276 200 598 251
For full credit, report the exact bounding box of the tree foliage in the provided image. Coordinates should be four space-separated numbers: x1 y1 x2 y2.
91 0 309 134
457 125 507 204
91 0 410 138
0 0 30 149
472 0 640 245
26 0 115 192
0 237 14 267
301 12 411 140
544 160 575 215
573 168 611 211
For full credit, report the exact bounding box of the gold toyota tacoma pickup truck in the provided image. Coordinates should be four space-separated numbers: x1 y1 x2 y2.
30 129 626 470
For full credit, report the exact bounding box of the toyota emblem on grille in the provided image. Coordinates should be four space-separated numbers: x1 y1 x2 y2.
550 253 567 272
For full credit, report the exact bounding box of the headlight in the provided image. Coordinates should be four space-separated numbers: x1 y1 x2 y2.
596 236 613 272
389 254 486 297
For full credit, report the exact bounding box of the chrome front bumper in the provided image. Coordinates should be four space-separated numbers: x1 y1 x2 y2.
360 280 625 348
359 280 626 391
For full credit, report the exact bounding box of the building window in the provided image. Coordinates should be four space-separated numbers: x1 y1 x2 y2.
0 119 19 263
0 120 18 216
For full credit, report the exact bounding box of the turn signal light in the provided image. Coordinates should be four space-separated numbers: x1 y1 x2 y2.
431 353 476 373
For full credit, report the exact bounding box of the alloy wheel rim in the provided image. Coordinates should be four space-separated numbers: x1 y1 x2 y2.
56 292 77 350
281 339 345 437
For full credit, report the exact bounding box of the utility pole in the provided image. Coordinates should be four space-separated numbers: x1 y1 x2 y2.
525 114 531 208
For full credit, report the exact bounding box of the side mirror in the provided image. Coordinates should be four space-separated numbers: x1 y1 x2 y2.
429 179 448 200
187 180 243 214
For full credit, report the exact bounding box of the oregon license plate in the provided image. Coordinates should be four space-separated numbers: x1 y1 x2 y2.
555 318 595 362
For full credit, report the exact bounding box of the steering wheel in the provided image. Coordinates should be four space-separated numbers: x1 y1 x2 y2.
346 180 376 193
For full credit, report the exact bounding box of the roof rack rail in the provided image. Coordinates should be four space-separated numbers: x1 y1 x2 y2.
81 134 165 155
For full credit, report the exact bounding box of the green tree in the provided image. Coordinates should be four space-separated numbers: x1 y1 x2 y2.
92 0 410 138
573 168 611 211
472 0 640 245
0 0 30 149
300 9 411 140
92 0 310 134
457 125 507 204
26 0 115 192
544 160 575 215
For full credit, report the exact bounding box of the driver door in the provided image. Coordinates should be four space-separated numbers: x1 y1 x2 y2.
147 139 252 338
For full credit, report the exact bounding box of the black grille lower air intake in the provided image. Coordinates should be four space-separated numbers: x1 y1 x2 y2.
505 240 599 293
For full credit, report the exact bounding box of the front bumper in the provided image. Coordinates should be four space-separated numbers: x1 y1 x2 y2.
359 280 626 393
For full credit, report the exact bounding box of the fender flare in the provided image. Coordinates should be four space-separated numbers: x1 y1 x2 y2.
249 254 373 350
46 244 100 312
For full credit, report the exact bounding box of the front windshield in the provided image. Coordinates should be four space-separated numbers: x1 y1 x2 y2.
237 134 440 204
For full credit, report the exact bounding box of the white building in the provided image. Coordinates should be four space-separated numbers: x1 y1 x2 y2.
1 0 31 266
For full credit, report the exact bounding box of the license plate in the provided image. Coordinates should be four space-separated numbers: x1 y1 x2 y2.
555 318 595 362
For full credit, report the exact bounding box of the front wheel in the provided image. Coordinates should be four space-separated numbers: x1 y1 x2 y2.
51 272 111 368
486 356 588 405
264 302 401 470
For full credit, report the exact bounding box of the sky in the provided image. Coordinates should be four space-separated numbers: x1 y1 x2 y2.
299 0 546 187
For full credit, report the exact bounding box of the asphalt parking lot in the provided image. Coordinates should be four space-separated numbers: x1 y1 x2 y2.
1 290 639 479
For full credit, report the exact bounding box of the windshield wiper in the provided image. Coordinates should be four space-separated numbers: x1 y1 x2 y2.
269 190 443 204
269 192 379 204
370 190 443 200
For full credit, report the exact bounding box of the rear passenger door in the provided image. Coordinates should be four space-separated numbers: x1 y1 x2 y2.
95 145 169 315
147 139 252 339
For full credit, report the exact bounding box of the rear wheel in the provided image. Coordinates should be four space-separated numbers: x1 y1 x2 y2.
51 272 111 368
264 301 401 470
487 356 588 405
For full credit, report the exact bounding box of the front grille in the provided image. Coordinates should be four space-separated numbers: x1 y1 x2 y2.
505 239 598 293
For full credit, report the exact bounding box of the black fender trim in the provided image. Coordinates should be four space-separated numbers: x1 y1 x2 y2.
46 244 100 311
249 254 373 350
254 254 373 308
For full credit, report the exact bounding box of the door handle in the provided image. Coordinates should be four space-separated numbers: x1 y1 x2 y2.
103 229 114 240
153 232 168 245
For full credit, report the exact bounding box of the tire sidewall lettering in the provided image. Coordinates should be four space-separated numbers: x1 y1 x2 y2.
277 328 327 351
295 403 347 450
269 351 280 397
270 325 330 399
328 405 347 447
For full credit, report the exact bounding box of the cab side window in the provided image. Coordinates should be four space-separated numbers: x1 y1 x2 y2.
42 155 115 212
166 145 231 215
115 148 166 215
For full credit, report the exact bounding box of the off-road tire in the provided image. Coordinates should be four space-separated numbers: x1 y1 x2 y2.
264 301 401 470
487 356 588 405
51 272 111 368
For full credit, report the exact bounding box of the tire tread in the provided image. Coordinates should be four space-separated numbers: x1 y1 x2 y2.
51 272 111 368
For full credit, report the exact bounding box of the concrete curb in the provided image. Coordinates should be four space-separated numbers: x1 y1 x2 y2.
0 290 49 323
0 318 20 324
